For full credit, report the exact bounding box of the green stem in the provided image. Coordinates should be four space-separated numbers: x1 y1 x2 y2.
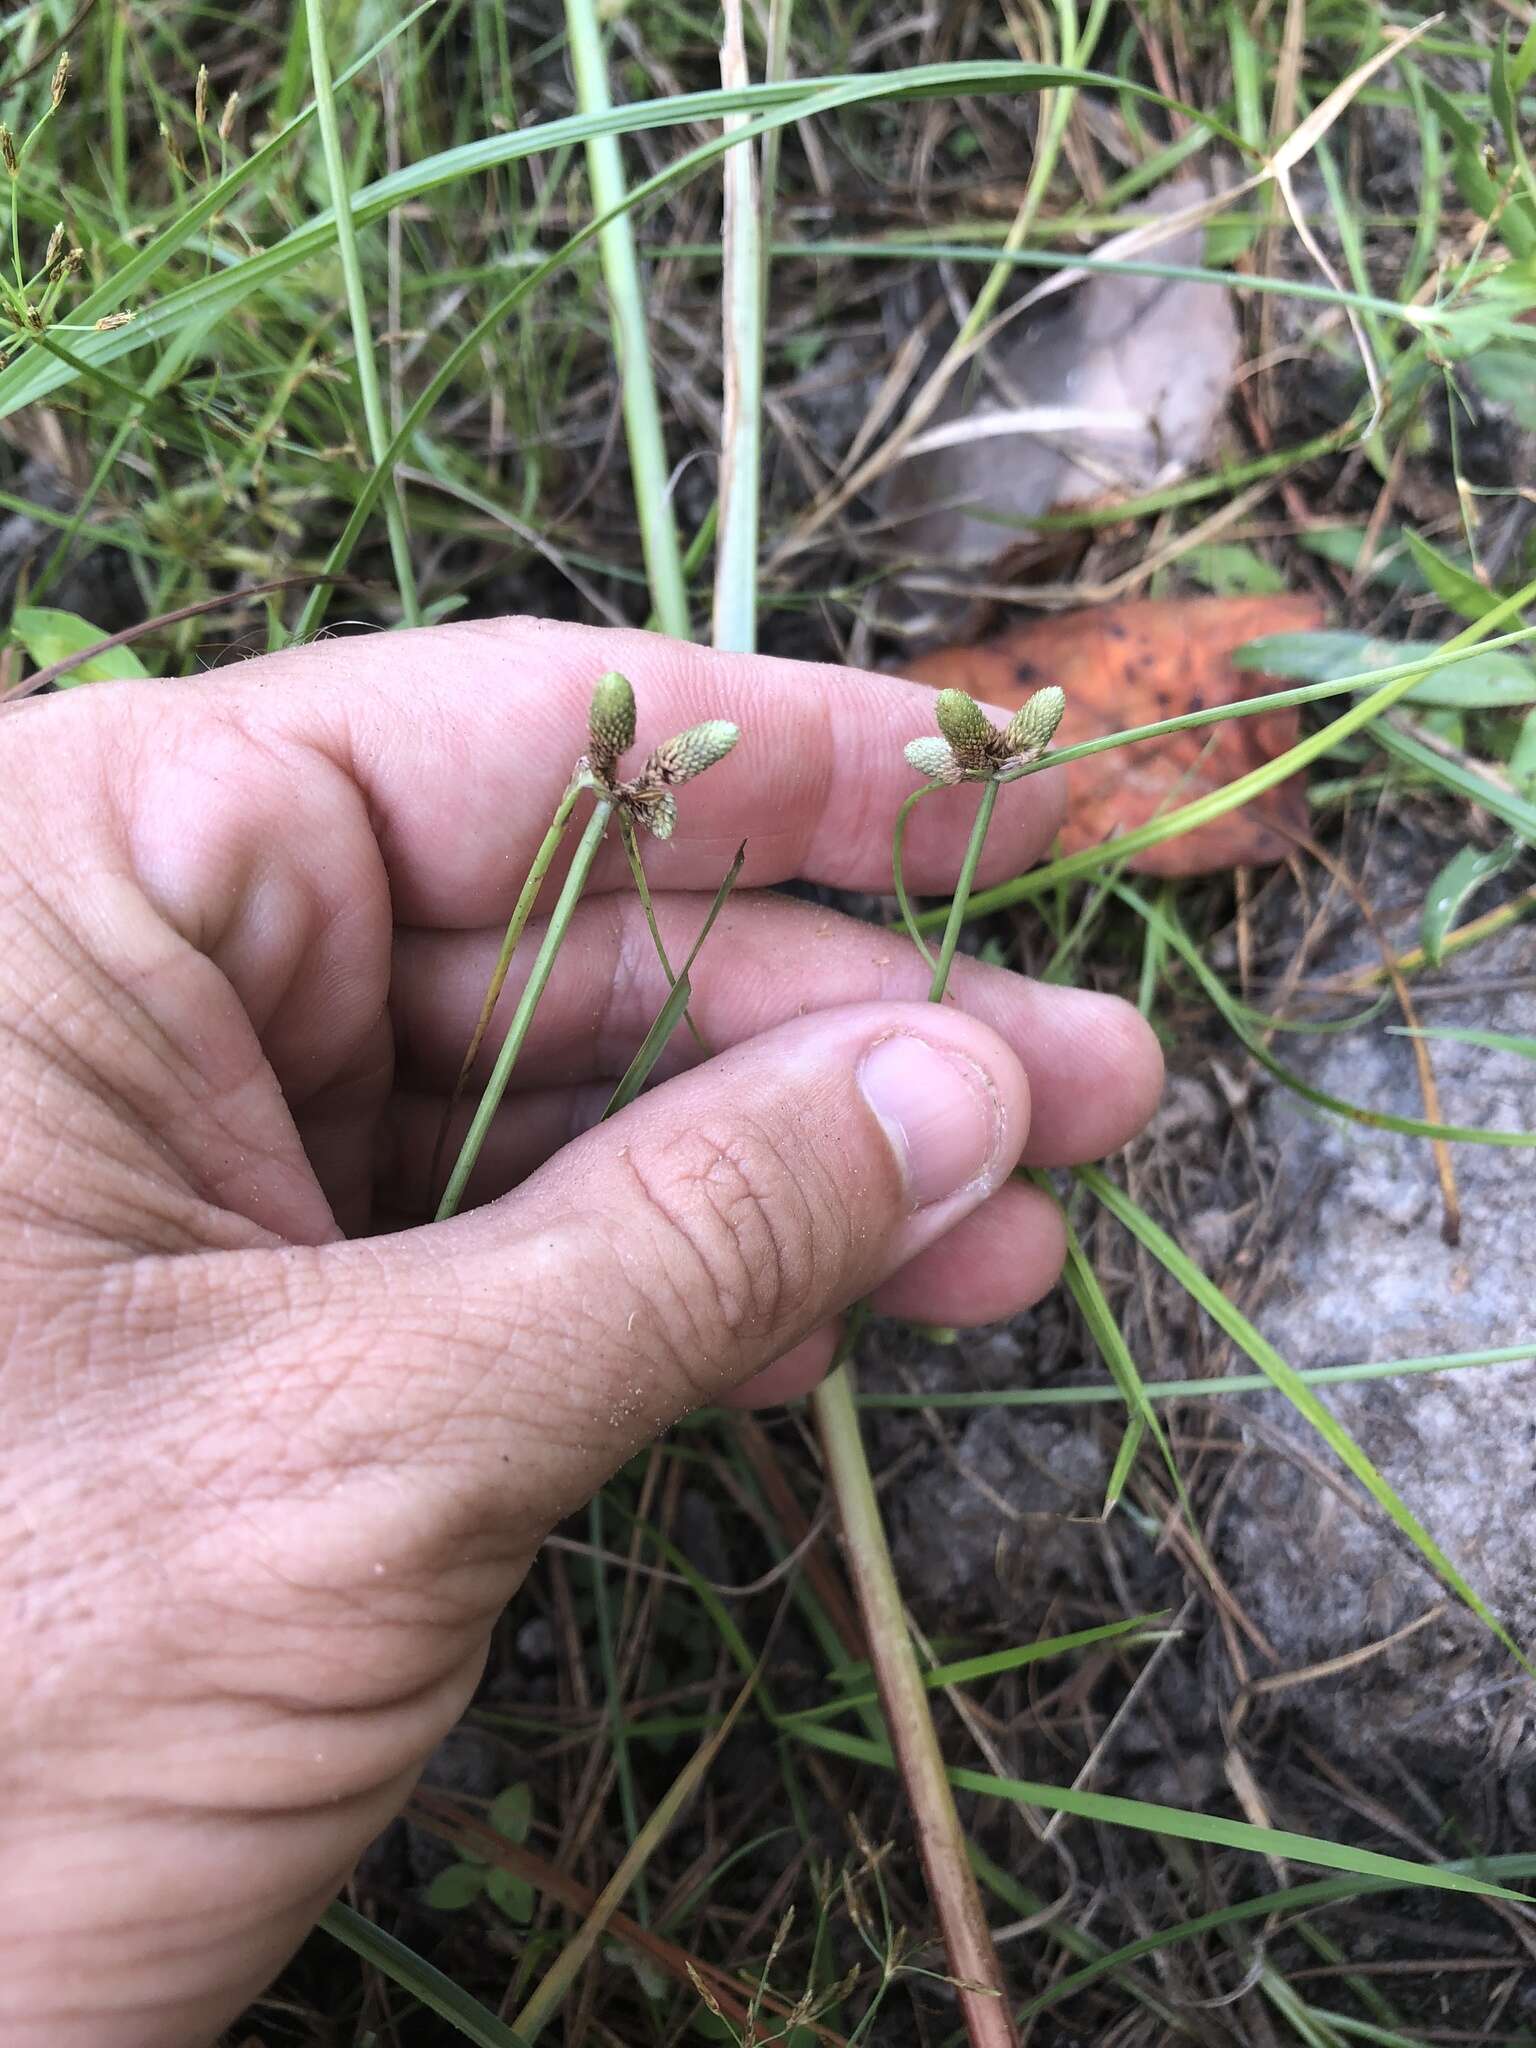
428 782 583 1201
305 0 422 626
929 779 997 1000
437 799 613 1221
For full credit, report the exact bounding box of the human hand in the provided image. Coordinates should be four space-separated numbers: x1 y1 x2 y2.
0 618 1161 2046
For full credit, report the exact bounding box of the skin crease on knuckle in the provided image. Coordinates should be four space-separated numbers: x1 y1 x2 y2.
608 1102 862 1409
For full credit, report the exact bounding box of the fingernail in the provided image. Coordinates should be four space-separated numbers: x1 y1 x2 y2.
859 1034 1003 1208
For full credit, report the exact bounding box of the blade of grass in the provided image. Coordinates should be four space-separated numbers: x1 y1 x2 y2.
304 0 420 626
712 0 766 651
427 779 584 1200
774 1612 1165 1728
789 1724 1523 1903
602 843 747 1117
563 0 690 637
0 63 1247 425
940 582 1536 919
1375 719 1536 843
1113 879 1536 1148
321 1900 529 2048
1018 1850 1536 2020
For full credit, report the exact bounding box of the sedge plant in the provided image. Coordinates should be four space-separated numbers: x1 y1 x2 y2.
433 672 739 1222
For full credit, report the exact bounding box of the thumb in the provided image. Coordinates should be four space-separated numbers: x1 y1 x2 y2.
329 1001 1028 1543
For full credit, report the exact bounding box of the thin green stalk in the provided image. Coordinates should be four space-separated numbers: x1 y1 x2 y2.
437 798 612 1221
428 781 583 1201
929 782 997 997
563 0 690 638
304 0 421 626
891 784 941 971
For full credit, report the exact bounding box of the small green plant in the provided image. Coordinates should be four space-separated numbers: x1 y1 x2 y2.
423 1784 537 1924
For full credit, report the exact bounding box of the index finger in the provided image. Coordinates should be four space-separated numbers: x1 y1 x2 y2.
240 617 1063 924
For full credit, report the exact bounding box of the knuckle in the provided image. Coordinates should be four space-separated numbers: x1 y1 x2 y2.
621 1114 847 1385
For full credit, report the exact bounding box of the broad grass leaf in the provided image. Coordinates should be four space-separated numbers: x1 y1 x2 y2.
12 606 149 686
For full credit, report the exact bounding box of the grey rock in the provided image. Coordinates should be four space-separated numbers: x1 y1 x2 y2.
888 1406 1108 1619
1220 914 1536 1770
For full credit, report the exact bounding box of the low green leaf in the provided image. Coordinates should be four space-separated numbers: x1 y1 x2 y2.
1420 840 1521 967
12 606 149 686
424 1863 488 1910
489 1783 532 1843
1401 530 1497 621
1299 527 1422 591
1181 542 1287 597
485 1868 535 1922
1422 77 1536 255
1467 346 1536 430
1237 630 1536 709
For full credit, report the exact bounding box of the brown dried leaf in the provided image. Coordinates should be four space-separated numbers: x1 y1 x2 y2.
903 594 1324 876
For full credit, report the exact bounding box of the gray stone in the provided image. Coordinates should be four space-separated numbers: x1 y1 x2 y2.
1220 914 1536 1770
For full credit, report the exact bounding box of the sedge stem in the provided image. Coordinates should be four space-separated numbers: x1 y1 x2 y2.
427 780 582 1202
930 778 997 1001
437 798 613 1221
808 766 1018 2048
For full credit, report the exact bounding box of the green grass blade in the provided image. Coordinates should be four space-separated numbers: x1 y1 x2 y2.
563 0 690 638
1374 719 1536 844
775 1612 1166 1728
788 1724 1524 1902
944 588 1536 916
602 842 746 1117
1390 1025 1536 1060
0 63 1242 424
304 0 420 625
320 1901 530 2047
712 0 766 654
1019 1853 1536 2019
852 1342 1536 1410
1112 880 1536 1147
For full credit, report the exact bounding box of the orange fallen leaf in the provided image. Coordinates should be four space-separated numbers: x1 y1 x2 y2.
902 594 1324 876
